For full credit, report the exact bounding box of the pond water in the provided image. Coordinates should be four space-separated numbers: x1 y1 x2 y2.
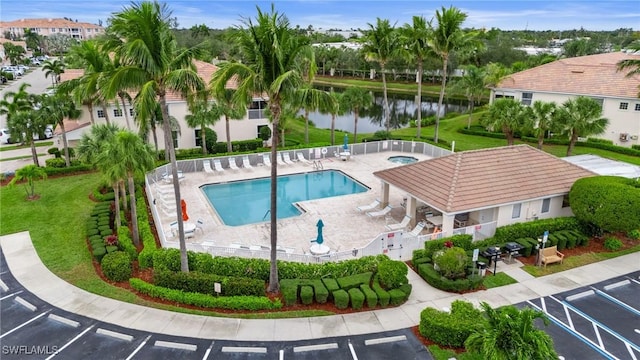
306 89 470 134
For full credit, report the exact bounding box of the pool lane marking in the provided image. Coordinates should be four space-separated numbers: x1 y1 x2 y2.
0 310 51 339
527 300 617 360
591 286 640 317
44 324 95 359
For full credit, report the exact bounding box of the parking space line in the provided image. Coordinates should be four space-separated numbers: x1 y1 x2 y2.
155 340 197 351
201 341 214 360
364 335 407 345
593 288 640 316
561 300 640 356
527 300 617 360
279 349 284 360
627 276 640 286
550 296 575 330
0 289 22 300
0 310 50 339
45 324 95 360
125 335 152 360
348 341 358 360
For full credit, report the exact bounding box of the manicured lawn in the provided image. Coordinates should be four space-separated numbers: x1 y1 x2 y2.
483 272 518 288
0 141 54 152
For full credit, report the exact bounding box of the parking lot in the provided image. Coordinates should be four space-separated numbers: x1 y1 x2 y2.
523 271 640 360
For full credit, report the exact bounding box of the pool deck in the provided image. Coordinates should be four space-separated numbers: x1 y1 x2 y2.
152 151 432 254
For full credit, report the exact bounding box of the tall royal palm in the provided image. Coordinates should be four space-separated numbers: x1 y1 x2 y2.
41 92 82 166
361 18 397 135
557 96 609 156
340 87 372 143
431 6 473 143
399 16 433 138
527 101 558 150
211 89 247 153
105 1 205 272
42 59 65 88
451 65 486 129
318 90 344 145
185 97 222 155
211 5 314 292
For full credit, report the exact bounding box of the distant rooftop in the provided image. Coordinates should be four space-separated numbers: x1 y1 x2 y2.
562 154 640 179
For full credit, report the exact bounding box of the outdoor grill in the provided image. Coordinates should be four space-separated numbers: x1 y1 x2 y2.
504 242 524 263
482 246 502 259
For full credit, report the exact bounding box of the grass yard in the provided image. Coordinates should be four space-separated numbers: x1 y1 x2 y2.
483 272 518 289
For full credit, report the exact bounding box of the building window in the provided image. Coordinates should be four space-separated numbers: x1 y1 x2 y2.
562 194 570 208
541 198 551 213
59 28 63 32
248 100 267 119
195 129 203 147
113 109 123 117
97 110 105 118
521 92 533 106
51 28 55 32
129 108 135 116
511 203 521 219
619 102 628 110
634 104 640 111
171 130 178 149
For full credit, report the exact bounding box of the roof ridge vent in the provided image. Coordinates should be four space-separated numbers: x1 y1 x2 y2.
571 70 584 73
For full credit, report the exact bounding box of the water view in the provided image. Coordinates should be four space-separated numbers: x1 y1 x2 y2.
307 89 471 134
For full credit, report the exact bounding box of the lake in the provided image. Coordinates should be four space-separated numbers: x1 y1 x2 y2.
306 90 470 134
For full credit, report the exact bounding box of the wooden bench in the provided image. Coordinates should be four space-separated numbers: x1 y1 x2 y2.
541 245 564 268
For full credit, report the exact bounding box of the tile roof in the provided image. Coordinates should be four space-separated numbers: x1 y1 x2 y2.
373 145 596 213
0 18 103 30
496 52 640 99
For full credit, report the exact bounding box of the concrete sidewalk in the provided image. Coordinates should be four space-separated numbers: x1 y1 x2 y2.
1 231 638 341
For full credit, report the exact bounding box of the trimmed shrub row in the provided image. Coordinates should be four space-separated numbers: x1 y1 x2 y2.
129 278 282 311
101 251 132 282
136 196 158 269
419 300 485 348
417 263 483 293
153 270 265 297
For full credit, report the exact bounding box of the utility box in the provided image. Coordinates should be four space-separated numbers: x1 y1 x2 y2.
477 262 487 277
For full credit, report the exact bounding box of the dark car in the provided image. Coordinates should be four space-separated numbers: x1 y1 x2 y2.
0 75 7 84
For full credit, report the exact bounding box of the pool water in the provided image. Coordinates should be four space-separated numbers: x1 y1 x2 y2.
388 156 418 164
201 170 368 226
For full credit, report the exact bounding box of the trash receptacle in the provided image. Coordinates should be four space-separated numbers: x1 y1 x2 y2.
477 261 486 277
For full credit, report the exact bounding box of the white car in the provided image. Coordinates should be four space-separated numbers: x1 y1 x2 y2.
0 128 11 144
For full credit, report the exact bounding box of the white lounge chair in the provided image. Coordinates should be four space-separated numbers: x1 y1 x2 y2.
407 221 426 237
296 152 311 164
203 160 214 174
357 199 380 212
228 157 240 171
277 153 288 166
386 215 412 231
282 152 295 165
367 205 393 218
195 218 204 233
242 156 253 169
263 154 272 167
213 159 225 172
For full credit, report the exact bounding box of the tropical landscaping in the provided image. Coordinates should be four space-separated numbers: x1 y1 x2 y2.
1 1 640 359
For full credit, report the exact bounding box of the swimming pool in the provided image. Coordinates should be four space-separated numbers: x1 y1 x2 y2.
388 155 418 164
201 170 369 226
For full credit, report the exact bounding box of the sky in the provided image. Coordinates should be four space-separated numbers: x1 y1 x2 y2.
0 0 638 32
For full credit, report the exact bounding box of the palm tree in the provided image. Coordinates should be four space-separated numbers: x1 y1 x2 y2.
450 64 486 129
318 90 344 145
527 101 558 150
105 1 206 272
557 96 609 156
99 131 155 246
617 41 640 96
22 28 40 52
483 98 527 145
399 15 433 138
465 302 557 360
430 6 477 143
340 87 373 143
8 165 47 200
210 89 247 153
210 5 315 292
296 85 332 144
43 59 65 88
0 84 46 166
185 97 222 155
40 92 82 167
360 18 397 135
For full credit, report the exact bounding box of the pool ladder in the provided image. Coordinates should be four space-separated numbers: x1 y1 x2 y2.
313 160 323 170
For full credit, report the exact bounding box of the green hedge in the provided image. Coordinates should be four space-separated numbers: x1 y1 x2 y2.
117 226 138 261
419 300 485 348
43 164 94 176
129 279 282 311
493 217 581 243
372 274 390 307
417 263 483 292
280 279 329 306
300 286 314 305
333 289 349 309
360 284 378 308
153 270 265 297
101 251 132 282
388 289 407 306
348 288 365 310
377 261 408 290
136 196 158 269
322 278 340 293
336 272 374 290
